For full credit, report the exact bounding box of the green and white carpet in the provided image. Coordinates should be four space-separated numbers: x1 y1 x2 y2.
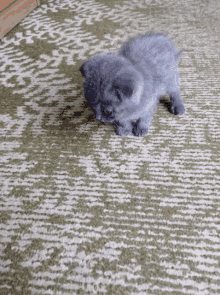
0 0 220 294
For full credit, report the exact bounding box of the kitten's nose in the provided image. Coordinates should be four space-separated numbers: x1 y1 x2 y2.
104 110 112 115
103 107 113 115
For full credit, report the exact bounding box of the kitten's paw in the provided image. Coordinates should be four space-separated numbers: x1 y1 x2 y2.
115 126 133 137
133 125 149 137
171 104 185 115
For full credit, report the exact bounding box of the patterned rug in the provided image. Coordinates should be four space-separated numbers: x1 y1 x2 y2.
1 0 220 294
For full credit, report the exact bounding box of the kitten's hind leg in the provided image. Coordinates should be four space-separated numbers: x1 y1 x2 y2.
169 92 185 115
168 73 185 115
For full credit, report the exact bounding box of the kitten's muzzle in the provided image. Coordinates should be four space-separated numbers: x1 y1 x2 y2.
102 106 113 116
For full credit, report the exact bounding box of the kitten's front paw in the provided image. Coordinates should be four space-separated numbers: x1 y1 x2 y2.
171 104 185 115
115 126 133 137
133 125 149 137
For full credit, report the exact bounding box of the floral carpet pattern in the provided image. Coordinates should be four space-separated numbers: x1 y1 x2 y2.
0 0 220 294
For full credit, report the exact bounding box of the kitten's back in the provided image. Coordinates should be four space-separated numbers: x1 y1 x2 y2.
119 33 181 79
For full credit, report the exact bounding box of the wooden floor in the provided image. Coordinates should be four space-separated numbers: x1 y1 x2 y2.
0 0 40 39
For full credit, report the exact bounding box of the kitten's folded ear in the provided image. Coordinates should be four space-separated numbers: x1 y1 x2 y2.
113 68 143 104
113 72 134 98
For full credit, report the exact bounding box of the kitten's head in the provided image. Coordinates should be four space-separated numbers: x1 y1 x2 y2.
80 53 144 124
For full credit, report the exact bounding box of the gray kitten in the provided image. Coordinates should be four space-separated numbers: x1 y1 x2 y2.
80 33 185 136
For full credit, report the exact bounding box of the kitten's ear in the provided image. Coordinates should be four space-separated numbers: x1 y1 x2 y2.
113 69 143 104
80 61 89 77
113 72 135 98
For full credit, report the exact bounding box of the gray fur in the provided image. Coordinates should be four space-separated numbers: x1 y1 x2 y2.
80 33 185 136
